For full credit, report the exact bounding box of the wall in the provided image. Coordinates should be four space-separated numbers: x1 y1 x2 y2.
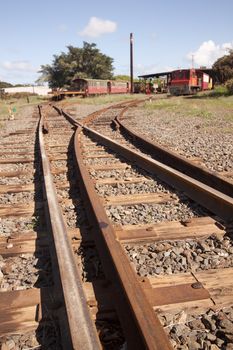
4 86 51 96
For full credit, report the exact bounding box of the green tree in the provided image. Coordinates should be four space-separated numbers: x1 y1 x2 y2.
213 49 233 83
38 42 114 88
113 75 130 81
225 78 233 95
0 81 13 88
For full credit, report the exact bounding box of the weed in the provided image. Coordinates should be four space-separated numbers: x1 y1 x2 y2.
26 216 40 230
144 99 177 110
0 95 48 120
77 94 142 105
188 109 213 119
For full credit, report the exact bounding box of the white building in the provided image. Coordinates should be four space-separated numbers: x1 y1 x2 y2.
4 86 51 96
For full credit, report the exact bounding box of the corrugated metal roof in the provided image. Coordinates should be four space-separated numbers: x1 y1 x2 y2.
138 71 171 79
138 68 215 79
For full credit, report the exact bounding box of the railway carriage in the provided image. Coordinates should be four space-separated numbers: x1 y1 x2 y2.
168 69 212 96
71 78 129 97
110 81 129 93
139 69 213 96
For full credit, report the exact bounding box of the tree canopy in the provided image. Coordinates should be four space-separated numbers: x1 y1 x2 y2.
38 42 114 88
213 49 233 83
0 81 13 88
113 75 130 81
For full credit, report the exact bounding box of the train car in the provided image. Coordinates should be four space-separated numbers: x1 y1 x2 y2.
110 81 129 93
71 78 129 96
168 69 212 96
133 81 146 93
197 71 213 91
71 78 109 96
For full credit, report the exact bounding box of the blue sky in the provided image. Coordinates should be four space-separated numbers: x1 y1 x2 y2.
1 0 233 84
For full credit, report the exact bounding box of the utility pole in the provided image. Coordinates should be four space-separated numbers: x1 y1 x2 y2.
130 33 134 93
191 54 194 69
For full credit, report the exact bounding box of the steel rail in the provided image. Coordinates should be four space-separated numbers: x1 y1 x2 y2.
56 103 233 348
115 108 233 198
38 106 101 350
56 105 173 348
74 125 173 350
82 125 233 222
82 98 145 126
59 106 233 222
53 98 145 128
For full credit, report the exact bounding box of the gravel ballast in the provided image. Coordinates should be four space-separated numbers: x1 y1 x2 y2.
160 307 233 350
124 234 233 277
123 102 233 174
0 253 52 291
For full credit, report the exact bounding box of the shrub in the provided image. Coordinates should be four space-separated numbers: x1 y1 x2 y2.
207 85 228 97
225 79 233 95
10 92 38 98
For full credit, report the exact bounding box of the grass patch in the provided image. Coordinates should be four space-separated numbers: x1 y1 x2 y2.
0 95 49 120
80 94 136 105
0 104 8 119
207 85 229 97
186 108 213 119
141 92 233 123
60 93 145 106
190 86 229 98
144 98 178 111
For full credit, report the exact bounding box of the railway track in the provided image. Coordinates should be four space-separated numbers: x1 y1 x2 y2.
0 108 65 349
75 99 233 197
116 99 233 184
0 100 233 350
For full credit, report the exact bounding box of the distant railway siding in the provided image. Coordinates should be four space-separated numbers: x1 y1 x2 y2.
72 99 233 349
123 96 233 177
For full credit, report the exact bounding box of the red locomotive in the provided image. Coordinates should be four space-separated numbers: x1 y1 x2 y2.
71 78 129 97
138 68 213 96
168 69 212 95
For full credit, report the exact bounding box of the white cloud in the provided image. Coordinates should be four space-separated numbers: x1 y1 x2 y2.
1 60 38 72
187 40 233 67
79 17 117 38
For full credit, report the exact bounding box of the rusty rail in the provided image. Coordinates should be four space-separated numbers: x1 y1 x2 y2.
55 102 233 349
58 107 233 222
83 126 233 222
54 98 145 127
38 106 101 350
74 125 173 350
55 105 173 348
115 109 233 198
